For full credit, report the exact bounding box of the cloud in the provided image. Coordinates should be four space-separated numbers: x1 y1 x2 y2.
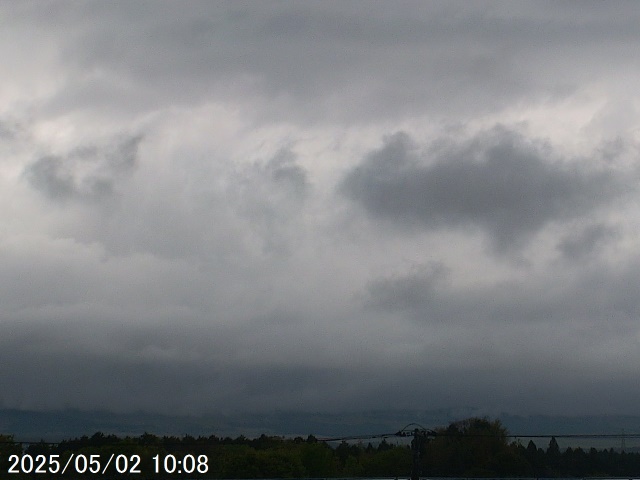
4 2 640 422
24 135 142 202
231 148 309 254
366 263 448 318
363 249 640 340
557 223 620 260
0 119 19 140
11 2 640 124
341 128 634 253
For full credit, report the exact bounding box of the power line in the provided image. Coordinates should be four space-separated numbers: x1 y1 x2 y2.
320 431 640 442
318 426 640 480
3 428 640 445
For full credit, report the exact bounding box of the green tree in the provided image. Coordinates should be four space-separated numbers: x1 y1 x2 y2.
361 445 411 476
423 417 527 477
300 442 337 477
0 435 22 477
546 436 561 472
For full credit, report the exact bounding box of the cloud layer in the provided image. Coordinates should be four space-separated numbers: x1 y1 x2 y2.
342 128 634 253
2 2 640 418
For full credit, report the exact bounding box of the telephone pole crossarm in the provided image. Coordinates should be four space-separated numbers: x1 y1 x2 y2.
394 425 437 480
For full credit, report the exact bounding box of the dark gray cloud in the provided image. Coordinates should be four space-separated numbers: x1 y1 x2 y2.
24 135 141 202
366 263 448 317
266 148 308 197
557 223 620 261
0 318 372 414
365 253 640 336
24 155 79 200
6 1 640 122
342 128 634 253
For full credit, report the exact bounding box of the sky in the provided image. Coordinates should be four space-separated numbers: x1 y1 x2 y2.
2 1 640 419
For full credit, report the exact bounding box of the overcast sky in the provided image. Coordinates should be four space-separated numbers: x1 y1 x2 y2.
2 1 640 418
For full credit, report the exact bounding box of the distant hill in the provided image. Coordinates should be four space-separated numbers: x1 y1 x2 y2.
1 408 639 450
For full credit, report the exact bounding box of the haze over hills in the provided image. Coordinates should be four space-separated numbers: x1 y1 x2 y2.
2 408 639 451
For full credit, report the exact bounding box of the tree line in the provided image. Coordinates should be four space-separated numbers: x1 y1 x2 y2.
2 417 640 478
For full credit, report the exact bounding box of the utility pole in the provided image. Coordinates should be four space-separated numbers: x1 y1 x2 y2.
401 426 436 480
410 429 422 480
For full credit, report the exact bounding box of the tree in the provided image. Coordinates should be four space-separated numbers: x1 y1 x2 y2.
0 434 22 474
301 442 337 476
547 436 561 471
423 417 527 477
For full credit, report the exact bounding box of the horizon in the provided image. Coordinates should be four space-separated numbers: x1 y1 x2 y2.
3 408 640 452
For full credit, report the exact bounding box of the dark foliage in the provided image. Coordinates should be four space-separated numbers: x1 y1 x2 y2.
2 417 640 478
